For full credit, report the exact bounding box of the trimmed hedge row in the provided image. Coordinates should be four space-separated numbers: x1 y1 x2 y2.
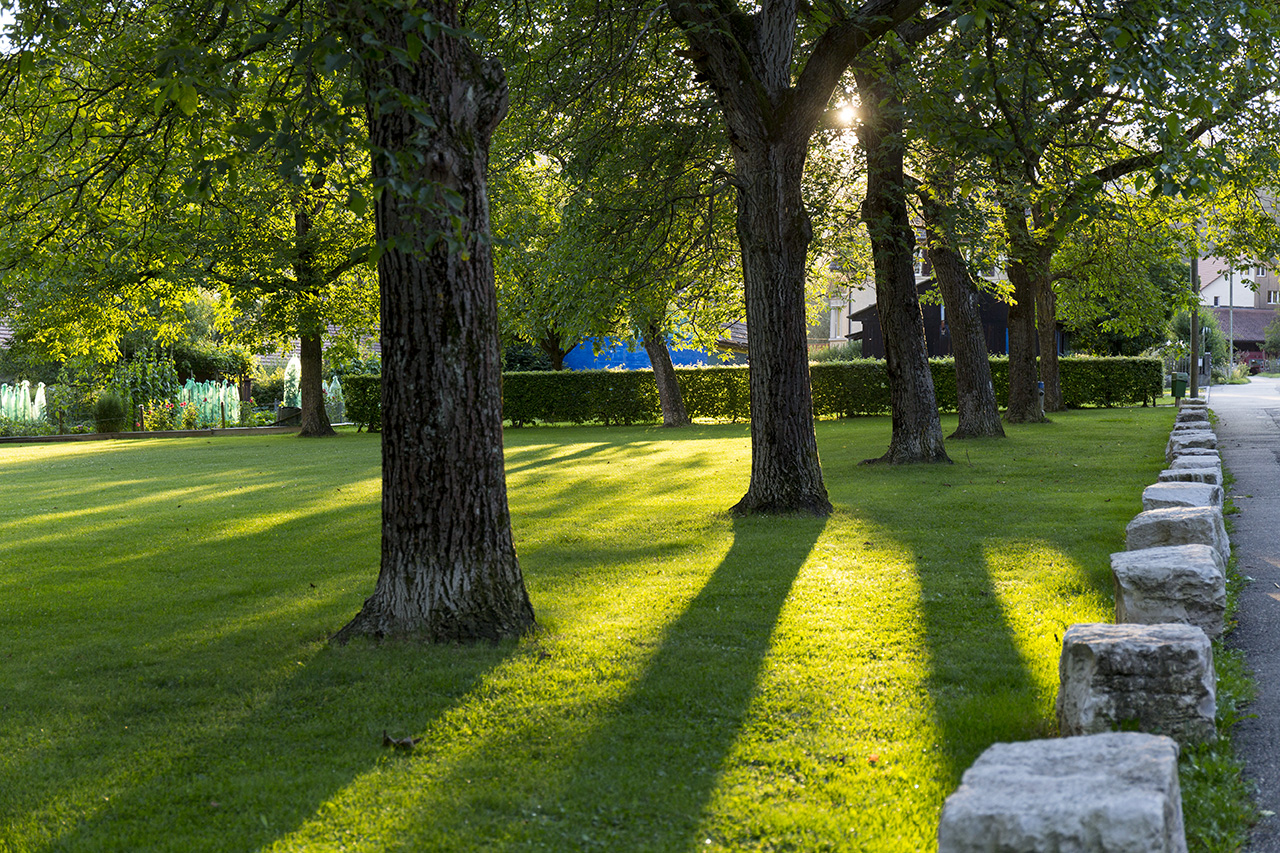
347 356 1162 428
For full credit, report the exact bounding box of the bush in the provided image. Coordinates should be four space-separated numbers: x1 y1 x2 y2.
142 401 177 431
322 357 1162 431
93 390 128 433
251 368 285 408
809 340 863 363
344 374 381 432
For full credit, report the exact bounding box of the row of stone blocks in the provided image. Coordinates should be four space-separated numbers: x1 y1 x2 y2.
938 399 1222 851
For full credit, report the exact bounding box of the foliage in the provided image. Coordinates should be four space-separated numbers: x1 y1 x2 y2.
142 401 177 432
0 415 55 437
343 373 381 432
1171 310 1230 371
179 402 200 430
496 357 1164 426
1265 308 1280 357
92 390 128 433
501 342 554 372
1056 197 1194 356
808 340 864 362
251 367 286 408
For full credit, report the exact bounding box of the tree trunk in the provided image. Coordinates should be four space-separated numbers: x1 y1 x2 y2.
293 206 337 438
729 141 833 514
642 324 690 427
857 62 950 465
1003 204 1049 423
297 332 335 437
333 1 535 644
1036 280 1064 411
921 194 1004 439
538 332 571 371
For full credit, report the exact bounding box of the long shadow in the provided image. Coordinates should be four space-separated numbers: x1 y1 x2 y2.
383 515 825 852
7 507 521 851
838 419 1146 784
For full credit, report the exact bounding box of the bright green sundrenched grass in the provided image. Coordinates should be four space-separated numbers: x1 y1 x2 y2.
0 409 1244 851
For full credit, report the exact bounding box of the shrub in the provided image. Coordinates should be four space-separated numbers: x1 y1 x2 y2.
179 402 200 430
809 340 863 363
142 401 177 431
93 390 128 433
251 368 286 408
344 374 381 432
316 357 1161 431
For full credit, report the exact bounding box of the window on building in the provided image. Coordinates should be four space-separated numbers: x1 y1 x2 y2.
1214 296 1220 306
1269 290 1278 304
1259 266 1267 277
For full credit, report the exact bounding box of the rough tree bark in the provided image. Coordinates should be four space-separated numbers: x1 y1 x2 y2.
920 192 1004 439
666 0 930 514
1002 203 1050 423
293 206 337 438
333 0 535 643
642 323 690 427
856 55 950 465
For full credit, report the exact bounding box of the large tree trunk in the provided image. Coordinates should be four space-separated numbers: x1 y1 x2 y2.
920 194 1004 439
537 331 571 371
1003 204 1049 423
333 1 535 644
642 324 690 427
730 141 832 514
857 62 950 465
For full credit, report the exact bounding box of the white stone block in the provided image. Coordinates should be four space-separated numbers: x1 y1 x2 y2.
1112 544 1226 639
1126 505 1229 563
1170 456 1221 472
1141 481 1223 510
937 733 1186 853
1158 467 1222 486
1166 432 1217 464
1175 407 1207 423
1057 623 1216 743
1171 420 1212 432
1168 447 1219 464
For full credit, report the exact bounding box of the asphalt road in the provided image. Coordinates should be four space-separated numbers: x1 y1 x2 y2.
1209 378 1280 851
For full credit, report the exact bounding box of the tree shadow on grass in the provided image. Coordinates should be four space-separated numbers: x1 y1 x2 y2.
383 515 826 852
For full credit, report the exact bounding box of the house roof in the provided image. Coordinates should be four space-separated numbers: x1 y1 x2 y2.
715 320 748 353
1210 306 1274 345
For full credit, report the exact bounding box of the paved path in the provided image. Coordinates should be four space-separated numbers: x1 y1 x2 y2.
1209 378 1280 851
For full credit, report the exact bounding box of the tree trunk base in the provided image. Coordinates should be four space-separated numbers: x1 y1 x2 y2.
1003 411 1051 425
730 491 833 517
861 446 953 466
298 423 338 438
948 421 1006 440
332 595 535 645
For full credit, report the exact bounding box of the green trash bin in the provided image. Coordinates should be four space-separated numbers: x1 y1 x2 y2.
1172 372 1189 401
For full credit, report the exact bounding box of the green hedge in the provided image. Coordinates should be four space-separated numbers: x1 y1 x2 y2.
348 357 1162 429
344 374 381 431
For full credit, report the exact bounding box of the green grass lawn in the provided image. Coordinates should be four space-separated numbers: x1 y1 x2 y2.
0 408 1247 851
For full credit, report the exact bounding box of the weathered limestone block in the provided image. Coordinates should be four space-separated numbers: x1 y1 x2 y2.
1141 481 1224 510
1170 455 1221 471
1057 623 1216 743
1180 396 1206 407
1126 505 1229 563
937 733 1186 853
1175 407 1208 423
1171 420 1212 433
1166 432 1217 463
1168 447 1220 464
1112 544 1226 639
1158 467 1223 486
